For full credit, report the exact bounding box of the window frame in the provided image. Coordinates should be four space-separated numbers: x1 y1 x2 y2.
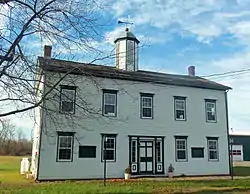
207 137 219 161
174 96 186 121
59 85 76 114
140 93 154 119
102 90 118 117
175 136 188 162
205 99 217 123
56 132 74 162
101 134 117 162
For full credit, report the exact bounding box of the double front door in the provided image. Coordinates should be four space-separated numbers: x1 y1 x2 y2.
139 141 153 173
129 136 164 175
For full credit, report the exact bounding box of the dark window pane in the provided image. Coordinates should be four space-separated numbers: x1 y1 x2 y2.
59 149 71 160
176 110 185 119
156 142 161 162
79 146 96 158
192 148 204 158
209 151 218 159
59 136 72 148
177 150 186 160
104 150 114 160
207 112 215 121
104 105 115 114
61 101 74 112
132 141 136 162
143 108 152 117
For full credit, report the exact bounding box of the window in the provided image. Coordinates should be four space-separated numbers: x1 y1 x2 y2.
205 99 216 122
207 137 219 161
174 96 186 121
191 147 204 158
79 146 96 158
57 132 74 162
103 90 117 116
175 136 188 162
101 134 117 162
131 140 137 163
60 85 76 113
141 93 154 119
156 141 161 162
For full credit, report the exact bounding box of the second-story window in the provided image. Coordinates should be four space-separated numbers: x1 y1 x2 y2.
60 86 76 113
140 93 154 119
103 90 117 117
174 96 186 121
205 99 216 122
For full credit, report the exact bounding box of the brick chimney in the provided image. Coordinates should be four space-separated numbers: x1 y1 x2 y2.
44 45 52 58
188 66 195 76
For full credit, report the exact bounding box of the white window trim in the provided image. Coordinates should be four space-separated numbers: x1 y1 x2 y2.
57 136 73 162
60 88 76 114
141 96 153 119
206 101 216 122
208 139 219 161
102 136 116 162
176 139 187 162
103 92 117 117
175 99 186 121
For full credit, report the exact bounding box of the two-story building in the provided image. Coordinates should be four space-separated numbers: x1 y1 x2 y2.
31 28 232 181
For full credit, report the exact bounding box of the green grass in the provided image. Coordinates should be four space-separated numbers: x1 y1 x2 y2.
1 156 250 194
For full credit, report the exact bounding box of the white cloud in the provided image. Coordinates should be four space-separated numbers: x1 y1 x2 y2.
110 0 250 45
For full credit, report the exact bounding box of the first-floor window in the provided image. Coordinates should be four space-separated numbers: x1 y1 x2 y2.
101 134 117 162
57 132 74 162
207 137 219 161
175 136 188 162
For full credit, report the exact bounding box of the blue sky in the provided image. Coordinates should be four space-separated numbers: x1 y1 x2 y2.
3 0 250 136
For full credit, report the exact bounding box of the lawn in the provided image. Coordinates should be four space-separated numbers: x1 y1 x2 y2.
1 156 250 194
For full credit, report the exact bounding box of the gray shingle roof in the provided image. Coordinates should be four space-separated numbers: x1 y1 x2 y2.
38 57 231 91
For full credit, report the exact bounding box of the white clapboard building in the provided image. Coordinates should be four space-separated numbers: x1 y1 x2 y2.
31 28 232 180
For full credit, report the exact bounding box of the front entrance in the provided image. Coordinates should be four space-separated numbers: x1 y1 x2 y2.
139 141 153 174
129 136 164 175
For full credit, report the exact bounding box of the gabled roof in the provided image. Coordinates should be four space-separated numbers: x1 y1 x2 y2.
38 57 232 91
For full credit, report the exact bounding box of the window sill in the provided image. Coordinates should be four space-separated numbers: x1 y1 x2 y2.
141 117 153 119
57 159 73 162
206 120 217 123
59 111 75 115
101 160 116 163
103 115 117 117
175 118 186 121
208 159 219 162
176 159 188 162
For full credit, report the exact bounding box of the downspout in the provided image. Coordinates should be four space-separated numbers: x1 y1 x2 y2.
225 90 231 176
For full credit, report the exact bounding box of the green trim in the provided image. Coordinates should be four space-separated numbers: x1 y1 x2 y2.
114 37 140 44
225 91 231 174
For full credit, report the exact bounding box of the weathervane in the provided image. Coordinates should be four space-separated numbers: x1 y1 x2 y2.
118 15 134 29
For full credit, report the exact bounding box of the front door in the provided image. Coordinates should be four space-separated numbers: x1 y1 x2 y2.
139 141 153 174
